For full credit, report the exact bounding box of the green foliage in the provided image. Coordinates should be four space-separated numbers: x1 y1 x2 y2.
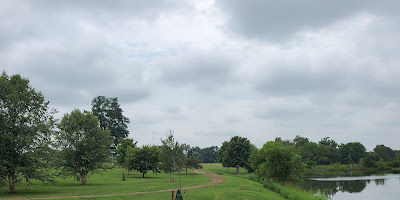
91 96 130 149
185 156 203 174
219 136 252 173
254 141 306 183
361 152 380 168
339 142 366 164
56 109 112 185
0 72 56 193
318 137 338 148
374 144 396 161
115 138 137 166
159 133 186 176
125 145 161 178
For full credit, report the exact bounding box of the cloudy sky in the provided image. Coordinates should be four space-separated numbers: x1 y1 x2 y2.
2 0 399 150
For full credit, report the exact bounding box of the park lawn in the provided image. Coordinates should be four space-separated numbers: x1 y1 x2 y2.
58 163 287 200
0 168 209 199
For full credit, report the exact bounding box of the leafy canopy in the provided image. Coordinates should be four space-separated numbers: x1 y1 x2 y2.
91 96 130 149
56 109 111 185
0 72 56 193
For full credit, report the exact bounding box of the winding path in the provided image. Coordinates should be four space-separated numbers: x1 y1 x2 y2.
4 170 227 200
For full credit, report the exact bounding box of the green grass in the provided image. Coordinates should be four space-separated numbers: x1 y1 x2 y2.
0 169 209 198
1 164 325 200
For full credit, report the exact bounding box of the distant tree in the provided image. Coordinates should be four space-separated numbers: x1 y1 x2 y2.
0 72 56 193
125 145 160 178
297 142 318 167
199 146 219 163
361 152 380 168
91 96 130 149
254 141 305 183
293 135 310 148
159 133 186 181
219 136 251 174
373 144 396 161
339 142 366 164
56 109 111 185
185 157 203 174
115 138 137 166
315 144 339 165
318 137 338 148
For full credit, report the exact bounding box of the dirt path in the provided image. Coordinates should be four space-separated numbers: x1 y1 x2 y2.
3 170 227 200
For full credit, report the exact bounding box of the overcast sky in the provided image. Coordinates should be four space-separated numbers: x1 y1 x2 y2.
2 0 400 150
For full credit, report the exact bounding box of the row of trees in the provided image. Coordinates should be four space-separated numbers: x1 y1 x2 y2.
115 133 203 179
0 72 130 193
275 135 400 169
219 135 400 184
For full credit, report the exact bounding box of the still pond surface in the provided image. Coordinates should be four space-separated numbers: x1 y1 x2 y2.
303 171 400 200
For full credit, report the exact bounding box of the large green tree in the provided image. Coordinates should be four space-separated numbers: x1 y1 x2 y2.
91 96 130 149
0 72 56 193
254 141 305 183
56 109 111 185
219 136 251 174
339 142 366 164
125 145 160 178
159 133 186 181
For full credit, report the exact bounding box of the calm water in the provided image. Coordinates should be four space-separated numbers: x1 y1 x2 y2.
303 171 400 200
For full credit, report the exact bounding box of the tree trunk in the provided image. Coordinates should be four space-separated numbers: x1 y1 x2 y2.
235 165 240 175
142 172 145 178
186 167 188 175
80 174 87 185
226 167 228 173
8 173 15 193
170 171 172 182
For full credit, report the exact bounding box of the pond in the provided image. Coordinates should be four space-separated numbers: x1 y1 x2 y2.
303 171 400 200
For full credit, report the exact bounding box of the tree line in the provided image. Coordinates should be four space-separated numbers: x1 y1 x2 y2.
218 135 400 184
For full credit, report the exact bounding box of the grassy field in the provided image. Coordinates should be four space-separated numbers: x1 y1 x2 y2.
0 168 209 199
1 164 324 200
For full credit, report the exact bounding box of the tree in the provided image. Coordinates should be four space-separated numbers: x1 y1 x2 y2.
199 146 219 163
318 137 338 148
56 109 111 185
159 133 186 181
0 72 56 193
185 157 203 174
339 142 366 164
115 138 137 167
373 144 396 161
254 141 305 183
125 145 160 178
219 136 251 174
361 152 380 168
91 96 130 149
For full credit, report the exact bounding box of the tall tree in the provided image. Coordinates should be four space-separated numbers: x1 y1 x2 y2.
91 96 130 149
219 136 251 174
254 141 305 183
125 145 160 178
159 133 186 181
0 72 56 193
339 142 366 164
56 109 111 185
374 144 396 161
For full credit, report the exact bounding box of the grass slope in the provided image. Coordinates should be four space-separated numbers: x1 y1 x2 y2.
1 164 287 200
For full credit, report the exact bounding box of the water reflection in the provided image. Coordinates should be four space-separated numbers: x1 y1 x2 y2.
303 172 400 199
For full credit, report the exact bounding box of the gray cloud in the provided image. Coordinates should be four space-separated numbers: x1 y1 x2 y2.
216 0 400 41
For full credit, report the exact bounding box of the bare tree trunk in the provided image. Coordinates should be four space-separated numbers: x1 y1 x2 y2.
80 174 87 185
8 173 15 193
142 172 145 178
235 165 240 175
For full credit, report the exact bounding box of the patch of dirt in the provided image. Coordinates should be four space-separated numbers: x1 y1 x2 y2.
3 170 227 200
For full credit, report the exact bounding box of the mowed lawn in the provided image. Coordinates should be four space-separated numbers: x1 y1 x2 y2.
0 168 210 198
1 164 286 200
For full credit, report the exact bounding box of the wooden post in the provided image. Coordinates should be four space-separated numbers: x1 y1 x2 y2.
172 190 174 200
